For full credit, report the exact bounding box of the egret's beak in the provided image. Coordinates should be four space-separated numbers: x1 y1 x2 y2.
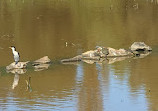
9 47 11 49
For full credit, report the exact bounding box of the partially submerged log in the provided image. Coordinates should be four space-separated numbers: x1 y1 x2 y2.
130 42 152 51
82 58 105 64
107 47 133 57
61 47 108 62
107 57 130 64
133 51 152 59
6 42 152 70
6 61 29 70
33 63 50 71
61 55 82 62
6 69 27 74
61 42 152 63
33 56 51 65
61 47 133 63
6 56 51 71
32 56 51 71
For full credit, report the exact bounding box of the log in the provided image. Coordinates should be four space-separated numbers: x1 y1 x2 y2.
107 47 134 57
130 42 152 51
6 61 29 70
61 42 152 64
61 55 82 62
33 56 51 64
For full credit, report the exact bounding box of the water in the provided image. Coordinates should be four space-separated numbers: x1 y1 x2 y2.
0 0 158 111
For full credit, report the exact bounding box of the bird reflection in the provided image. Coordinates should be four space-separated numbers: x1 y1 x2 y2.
7 69 26 90
12 74 19 89
6 69 32 91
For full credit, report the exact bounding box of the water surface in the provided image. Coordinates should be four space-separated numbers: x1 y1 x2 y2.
0 0 158 111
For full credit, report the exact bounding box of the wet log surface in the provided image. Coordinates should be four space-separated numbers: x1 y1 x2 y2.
6 56 51 70
61 42 152 63
6 42 152 71
61 48 134 63
6 61 29 70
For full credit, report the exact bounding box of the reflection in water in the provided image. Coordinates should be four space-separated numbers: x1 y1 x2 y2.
25 76 32 92
107 57 130 64
61 48 152 65
6 69 26 89
33 63 50 71
108 68 148 111
76 63 84 85
12 74 19 89
77 63 103 111
100 64 149 111
12 74 32 92
0 0 158 111
6 68 32 92
8 69 27 90
82 59 105 64
133 51 152 59
63 51 151 65
6 69 27 74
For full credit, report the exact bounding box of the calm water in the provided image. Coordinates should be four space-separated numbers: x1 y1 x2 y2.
0 0 158 111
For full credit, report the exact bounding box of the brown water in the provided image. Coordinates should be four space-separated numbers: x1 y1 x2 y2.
0 0 158 111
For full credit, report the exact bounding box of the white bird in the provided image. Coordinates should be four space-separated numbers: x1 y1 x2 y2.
9 46 20 65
